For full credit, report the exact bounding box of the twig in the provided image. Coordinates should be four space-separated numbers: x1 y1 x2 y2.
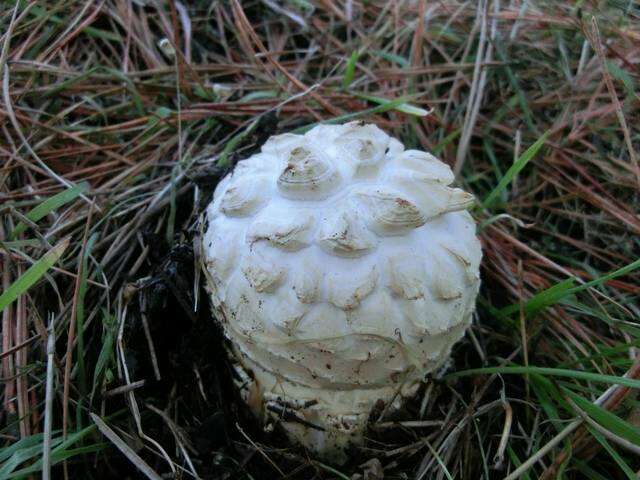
90 413 163 480
372 419 444 430
236 422 286 477
493 389 513 470
140 307 161 381
146 403 199 478
103 380 146 397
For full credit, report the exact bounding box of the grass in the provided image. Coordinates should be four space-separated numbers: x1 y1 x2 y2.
1 0 639 479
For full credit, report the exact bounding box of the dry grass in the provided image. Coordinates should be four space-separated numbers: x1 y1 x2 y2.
1 1 640 479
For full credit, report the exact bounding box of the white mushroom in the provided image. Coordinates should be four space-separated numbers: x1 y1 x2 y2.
201 122 482 462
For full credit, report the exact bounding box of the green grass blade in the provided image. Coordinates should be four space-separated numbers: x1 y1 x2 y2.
103 68 144 114
239 90 279 102
353 92 430 116
43 68 101 98
7 444 106 478
0 424 95 477
0 444 44 477
499 258 640 317
523 278 576 316
1 424 100 478
0 240 41 249
91 312 117 401
76 233 97 397
433 129 461 155
0 436 38 463
0 434 62 465
564 388 640 446
529 373 568 432
481 129 550 209
446 365 640 389
506 447 532 480
566 257 640 297
313 461 350 480
426 441 455 480
574 460 611 480
371 50 410 67
606 60 637 100
586 425 636 480
21 2 121 42
342 50 360 89
217 119 260 168
11 183 88 239
292 97 413 134
493 43 536 132
0 238 70 313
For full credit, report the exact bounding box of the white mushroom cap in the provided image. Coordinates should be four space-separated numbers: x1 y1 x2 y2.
201 122 482 461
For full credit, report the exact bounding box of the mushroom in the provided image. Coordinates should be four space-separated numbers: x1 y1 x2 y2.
201 122 482 461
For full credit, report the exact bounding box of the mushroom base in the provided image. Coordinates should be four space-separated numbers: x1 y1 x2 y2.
230 349 420 463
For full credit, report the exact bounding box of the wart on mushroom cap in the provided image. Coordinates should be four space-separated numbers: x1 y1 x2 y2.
201 122 482 462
